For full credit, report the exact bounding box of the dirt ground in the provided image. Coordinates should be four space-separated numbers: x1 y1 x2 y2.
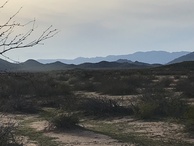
0 113 134 146
1 112 194 146
30 120 134 146
101 117 194 143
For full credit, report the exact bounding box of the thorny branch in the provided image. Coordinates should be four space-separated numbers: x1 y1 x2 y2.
0 1 58 59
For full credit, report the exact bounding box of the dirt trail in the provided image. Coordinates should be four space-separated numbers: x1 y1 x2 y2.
1 113 135 146
30 120 134 146
45 130 129 146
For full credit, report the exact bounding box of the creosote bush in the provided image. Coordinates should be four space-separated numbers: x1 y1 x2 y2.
68 70 153 95
51 114 79 130
185 106 194 132
133 89 188 119
176 75 194 98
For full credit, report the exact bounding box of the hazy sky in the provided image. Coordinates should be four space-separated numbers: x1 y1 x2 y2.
1 0 194 61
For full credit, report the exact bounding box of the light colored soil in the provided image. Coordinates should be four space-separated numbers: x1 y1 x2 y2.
1 111 194 146
1 113 135 146
16 136 38 146
45 130 131 146
30 120 51 132
90 117 194 144
30 120 135 146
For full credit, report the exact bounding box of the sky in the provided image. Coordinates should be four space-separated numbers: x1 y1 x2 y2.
1 0 194 61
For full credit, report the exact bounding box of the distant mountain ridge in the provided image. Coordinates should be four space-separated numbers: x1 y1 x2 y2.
38 51 190 65
168 52 194 64
0 51 192 72
0 59 159 72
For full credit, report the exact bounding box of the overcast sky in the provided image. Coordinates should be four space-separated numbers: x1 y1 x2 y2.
1 0 194 61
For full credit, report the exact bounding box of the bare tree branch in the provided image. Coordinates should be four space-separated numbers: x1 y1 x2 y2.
0 0 8 9
0 1 58 60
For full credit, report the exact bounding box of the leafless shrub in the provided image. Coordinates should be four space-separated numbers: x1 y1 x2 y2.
0 114 22 146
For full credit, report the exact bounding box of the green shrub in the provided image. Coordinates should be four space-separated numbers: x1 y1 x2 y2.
185 106 194 132
97 74 152 95
51 114 79 130
159 77 173 88
135 102 158 119
68 70 153 95
134 90 188 119
176 75 194 98
34 78 72 97
165 96 188 118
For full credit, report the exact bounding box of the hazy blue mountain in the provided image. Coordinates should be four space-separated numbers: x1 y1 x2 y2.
116 59 133 63
168 52 194 64
38 51 190 65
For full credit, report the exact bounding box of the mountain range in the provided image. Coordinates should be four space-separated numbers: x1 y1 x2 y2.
0 59 159 72
38 51 190 65
0 51 193 72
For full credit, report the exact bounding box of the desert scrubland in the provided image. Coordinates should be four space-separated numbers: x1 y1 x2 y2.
1 63 194 146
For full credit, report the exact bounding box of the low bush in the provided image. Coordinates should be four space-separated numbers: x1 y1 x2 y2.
96 74 152 95
134 101 158 119
158 77 173 88
134 90 188 119
0 121 22 146
51 114 79 130
68 70 154 95
185 106 194 132
176 75 194 98
34 78 72 97
0 97 40 114
79 97 133 117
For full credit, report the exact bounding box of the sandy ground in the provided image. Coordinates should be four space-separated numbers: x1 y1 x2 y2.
30 120 135 146
89 117 194 144
45 130 131 146
1 111 194 146
1 113 135 146
29 116 194 146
